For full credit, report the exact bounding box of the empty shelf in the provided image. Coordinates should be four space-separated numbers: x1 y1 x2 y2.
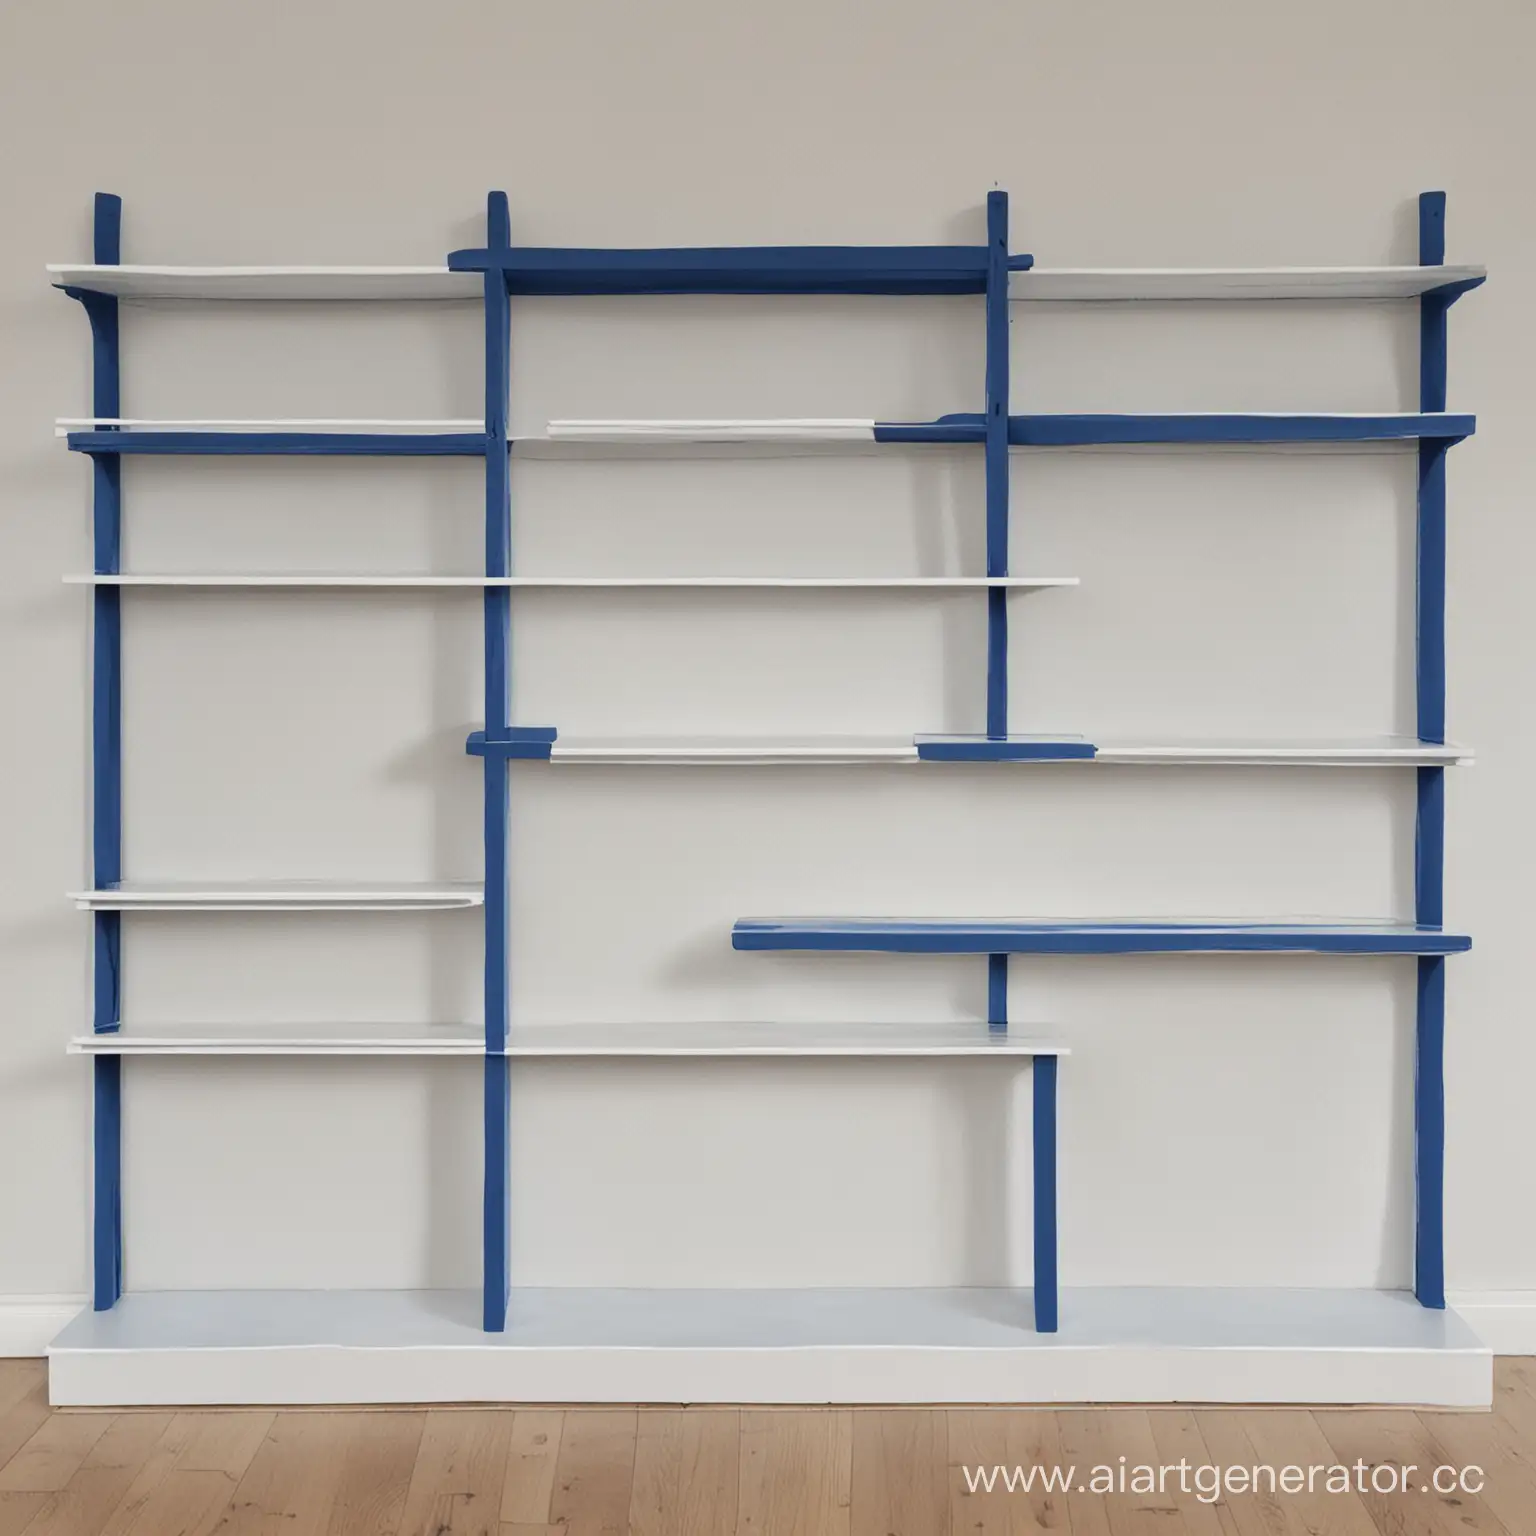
1009 266 1486 302
532 413 1475 452
48 266 482 301
532 735 1469 767
1094 737 1473 766
67 574 1077 591
70 1022 483 1056
67 1020 1064 1057
489 1022 1067 1056
70 882 484 912
732 918 1472 955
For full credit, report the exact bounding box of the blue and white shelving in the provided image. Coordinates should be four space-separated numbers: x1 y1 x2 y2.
46 190 1489 1407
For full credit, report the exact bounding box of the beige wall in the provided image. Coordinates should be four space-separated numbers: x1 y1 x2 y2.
0 0 1531 1303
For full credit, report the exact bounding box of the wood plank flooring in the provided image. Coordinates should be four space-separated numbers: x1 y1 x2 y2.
1 1357 1532 1535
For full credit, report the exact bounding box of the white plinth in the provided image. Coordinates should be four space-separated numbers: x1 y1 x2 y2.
47 1286 1490 1408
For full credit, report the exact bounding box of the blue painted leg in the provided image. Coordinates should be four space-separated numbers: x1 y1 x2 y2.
1414 956 1446 1309
92 1055 122 1309
1032 1054 1058 1332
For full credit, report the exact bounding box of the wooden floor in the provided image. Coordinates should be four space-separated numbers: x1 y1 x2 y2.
1 1358 1533 1536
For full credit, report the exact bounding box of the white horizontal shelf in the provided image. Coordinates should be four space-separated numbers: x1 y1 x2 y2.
543 735 1471 767
47 263 1484 306
46 1287 1490 1407
47 266 482 301
1095 736 1473 767
56 417 481 435
67 1021 1066 1058
67 574 1077 590
69 1022 483 1056
69 882 484 912
1008 265 1485 302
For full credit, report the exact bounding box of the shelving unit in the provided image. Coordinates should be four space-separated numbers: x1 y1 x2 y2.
47 188 1488 1407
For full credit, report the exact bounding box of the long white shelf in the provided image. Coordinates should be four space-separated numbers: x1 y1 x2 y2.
67 1021 1066 1058
69 882 484 912
46 1286 1490 1407
542 734 1471 767
46 263 1485 306
67 573 1078 591
1009 265 1486 302
47 266 482 301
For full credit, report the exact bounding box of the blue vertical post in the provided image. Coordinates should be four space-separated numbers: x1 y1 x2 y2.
983 191 1011 739
987 952 1007 1035
482 191 513 1332
1413 190 1449 1309
1032 1056 1058 1332
79 193 125 1311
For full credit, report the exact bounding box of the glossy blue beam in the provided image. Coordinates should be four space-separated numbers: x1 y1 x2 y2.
446 244 1033 295
1414 190 1454 1312
481 192 513 1334
467 727 557 760
871 413 1476 446
68 193 126 1312
1032 1055 1058 1333
67 432 488 457
732 919 1472 956
916 737 1097 762
984 192 1010 739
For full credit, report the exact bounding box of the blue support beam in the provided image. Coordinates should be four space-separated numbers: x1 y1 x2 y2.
76 192 125 1311
67 431 487 457
446 243 1033 295
467 726 557 760
1414 190 1452 1310
481 192 514 1334
732 918 1471 956
984 192 1011 740
1032 1055 1059 1333
871 412 1475 446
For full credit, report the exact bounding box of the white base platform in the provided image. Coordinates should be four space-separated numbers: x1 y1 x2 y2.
47 1287 1490 1408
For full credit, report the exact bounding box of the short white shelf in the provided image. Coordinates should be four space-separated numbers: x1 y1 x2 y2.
70 882 485 912
68 574 1078 591
541 734 1471 767
1008 265 1486 302
68 1021 1066 1058
69 1022 483 1056
47 266 482 301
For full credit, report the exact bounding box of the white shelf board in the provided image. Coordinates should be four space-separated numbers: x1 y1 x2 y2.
541 735 1471 767
65 1020 1063 1058
67 574 1078 591
1093 736 1473 767
46 1287 1490 1407
1009 266 1486 302
547 419 877 443
47 266 482 301
68 1022 483 1056
56 418 481 435
69 882 484 912
499 1022 1065 1056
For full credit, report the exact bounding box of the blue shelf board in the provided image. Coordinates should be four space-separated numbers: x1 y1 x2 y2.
873 414 1476 447
915 735 1098 762
444 245 1033 296
467 727 559 760
66 431 489 457
731 919 1472 956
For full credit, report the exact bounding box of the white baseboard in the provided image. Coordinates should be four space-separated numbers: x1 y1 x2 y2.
0 1296 87 1358
1448 1292 1536 1355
